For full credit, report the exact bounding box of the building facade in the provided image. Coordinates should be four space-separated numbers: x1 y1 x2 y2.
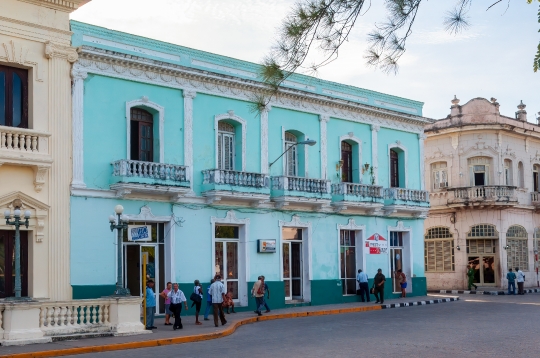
0 0 87 300
69 21 431 312
425 97 540 290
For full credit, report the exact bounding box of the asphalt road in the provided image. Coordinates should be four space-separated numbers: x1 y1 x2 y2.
67 294 540 358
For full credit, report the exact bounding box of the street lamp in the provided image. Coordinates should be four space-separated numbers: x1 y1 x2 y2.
4 199 31 300
109 205 130 296
268 139 317 168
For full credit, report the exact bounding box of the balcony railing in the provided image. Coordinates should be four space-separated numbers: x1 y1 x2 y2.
272 176 331 194
0 126 50 154
384 188 430 202
450 185 515 201
112 160 188 182
532 191 540 204
332 183 383 198
203 169 269 188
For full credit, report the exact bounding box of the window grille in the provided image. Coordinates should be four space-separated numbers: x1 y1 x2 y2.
339 230 356 295
424 227 454 272
467 224 498 238
214 225 239 299
506 225 528 271
467 239 497 254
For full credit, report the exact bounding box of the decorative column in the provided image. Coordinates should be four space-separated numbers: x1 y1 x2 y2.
371 124 380 185
183 90 196 192
45 41 78 300
71 69 87 189
260 105 271 174
319 115 329 179
418 133 427 190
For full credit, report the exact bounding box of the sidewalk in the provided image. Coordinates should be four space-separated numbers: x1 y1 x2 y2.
0 294 458 358
433 288 540 295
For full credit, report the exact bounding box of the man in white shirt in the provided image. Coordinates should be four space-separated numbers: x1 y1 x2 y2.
208 275 227 327
167 283 188 330
516 267 526 295
356 269 370 302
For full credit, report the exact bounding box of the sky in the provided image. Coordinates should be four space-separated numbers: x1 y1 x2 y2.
71 0 539 120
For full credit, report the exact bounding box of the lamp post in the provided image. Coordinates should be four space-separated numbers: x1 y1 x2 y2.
109 205 130 296
268 139 317 168
4 199 31 300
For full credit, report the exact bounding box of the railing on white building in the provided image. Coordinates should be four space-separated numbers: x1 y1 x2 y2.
332 183 383 198
272 176 331 194
112 159 188 182
0 126 50 154
450 186 516 201
531 191 540 204
383 188 430 202
202 169 269 188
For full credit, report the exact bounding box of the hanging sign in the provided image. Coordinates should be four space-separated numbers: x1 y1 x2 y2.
128 225 152 242
258 239 276 253
365 233 388 254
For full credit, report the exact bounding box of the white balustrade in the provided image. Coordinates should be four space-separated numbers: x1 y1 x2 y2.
384 188 430 202
272 176 331 194
332 183 383 198
39 299 111 336
531 191 540 204
203 169 269 188
0 126 49 154
112 159 188 182
450 186 516 201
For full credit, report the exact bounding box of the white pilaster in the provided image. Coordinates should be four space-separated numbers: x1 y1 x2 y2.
71 69 87 189
319 115 329 179
371 124 380 185
260 105 271 174
183 90 196 191
418 132 427 190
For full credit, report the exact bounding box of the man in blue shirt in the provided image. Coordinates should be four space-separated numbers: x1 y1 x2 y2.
506 268 516 295
357 269 370 302
145 279 157 330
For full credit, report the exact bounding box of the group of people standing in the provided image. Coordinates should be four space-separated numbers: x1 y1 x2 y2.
356 268 407 304
506 267 526 295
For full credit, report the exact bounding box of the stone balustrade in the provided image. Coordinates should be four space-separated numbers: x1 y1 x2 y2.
531 191 540 204
202 169 269 188
112 159 188 182
450 186 516 201
0 126 50 154
272 176 331 194
384 188 430 202
332 183 383 198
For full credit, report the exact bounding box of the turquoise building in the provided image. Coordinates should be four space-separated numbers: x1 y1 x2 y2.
69 21 431 313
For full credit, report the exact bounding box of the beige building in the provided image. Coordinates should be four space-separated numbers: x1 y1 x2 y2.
0 0 87 300
424 97 540 290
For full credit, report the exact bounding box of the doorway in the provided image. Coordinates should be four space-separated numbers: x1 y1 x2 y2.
390 231 404 293
123 223 165 313
282 228 303 300
0 230 28 298
468 256 495 285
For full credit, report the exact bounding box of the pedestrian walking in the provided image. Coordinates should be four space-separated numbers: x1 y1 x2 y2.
516 267 526 295
396 269 407 298
191 279 203 325
208 275 227 327
506 268 516 295
373 269 386 304
356 269 370 302
167 283 188 330
467 264 478 290
145 279 157 330
251 276 265 316
159 282 173 326
222 291 236 313
203 278 214 321
262 275 271 312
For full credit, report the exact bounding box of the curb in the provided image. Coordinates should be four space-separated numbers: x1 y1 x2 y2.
436 289 540 295
2 298 458 358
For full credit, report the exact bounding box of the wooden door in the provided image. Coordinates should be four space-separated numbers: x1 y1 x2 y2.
390 149 399 188
0 230 28 298
341 141 353 182
130 108 153 162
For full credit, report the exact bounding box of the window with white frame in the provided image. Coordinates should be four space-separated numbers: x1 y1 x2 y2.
468 157 491 186
533 164 540 192
431 162 448 190
217 121 235 170
424 227 454 272
339 230 356 295
506 225 528 271
504 159 513 186
284 132 298 176
214 225 239 299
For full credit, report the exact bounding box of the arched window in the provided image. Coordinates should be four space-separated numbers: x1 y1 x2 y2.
341 141 353 183
130 108 154 162
217 121 235 170
506 225 528 271
0 65 28 128
533 164 540 192
390 149 399 187
431 162 448 190
285 132 298 176
504 159 513 186
518 162 524 188
424 227 454 272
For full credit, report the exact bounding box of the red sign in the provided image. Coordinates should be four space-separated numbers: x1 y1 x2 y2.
365 233 388 254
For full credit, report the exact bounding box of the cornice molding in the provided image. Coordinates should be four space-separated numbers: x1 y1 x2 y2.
18 0 89 12
0 15 73 37
45 41 78 63
74 47 431 134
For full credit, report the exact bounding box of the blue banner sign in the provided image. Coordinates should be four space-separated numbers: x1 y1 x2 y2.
128 225 152 242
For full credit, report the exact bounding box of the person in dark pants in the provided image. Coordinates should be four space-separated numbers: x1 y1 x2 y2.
167 283 188 330
208 275 227 327
373 269 386 304
262 275 271 312
356 269 370 302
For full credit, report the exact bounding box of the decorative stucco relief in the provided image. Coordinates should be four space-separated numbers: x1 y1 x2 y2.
0 40 43 81
45 41 78 63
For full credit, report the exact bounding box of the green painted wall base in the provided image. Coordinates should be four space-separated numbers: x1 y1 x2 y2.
72 285 117 299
